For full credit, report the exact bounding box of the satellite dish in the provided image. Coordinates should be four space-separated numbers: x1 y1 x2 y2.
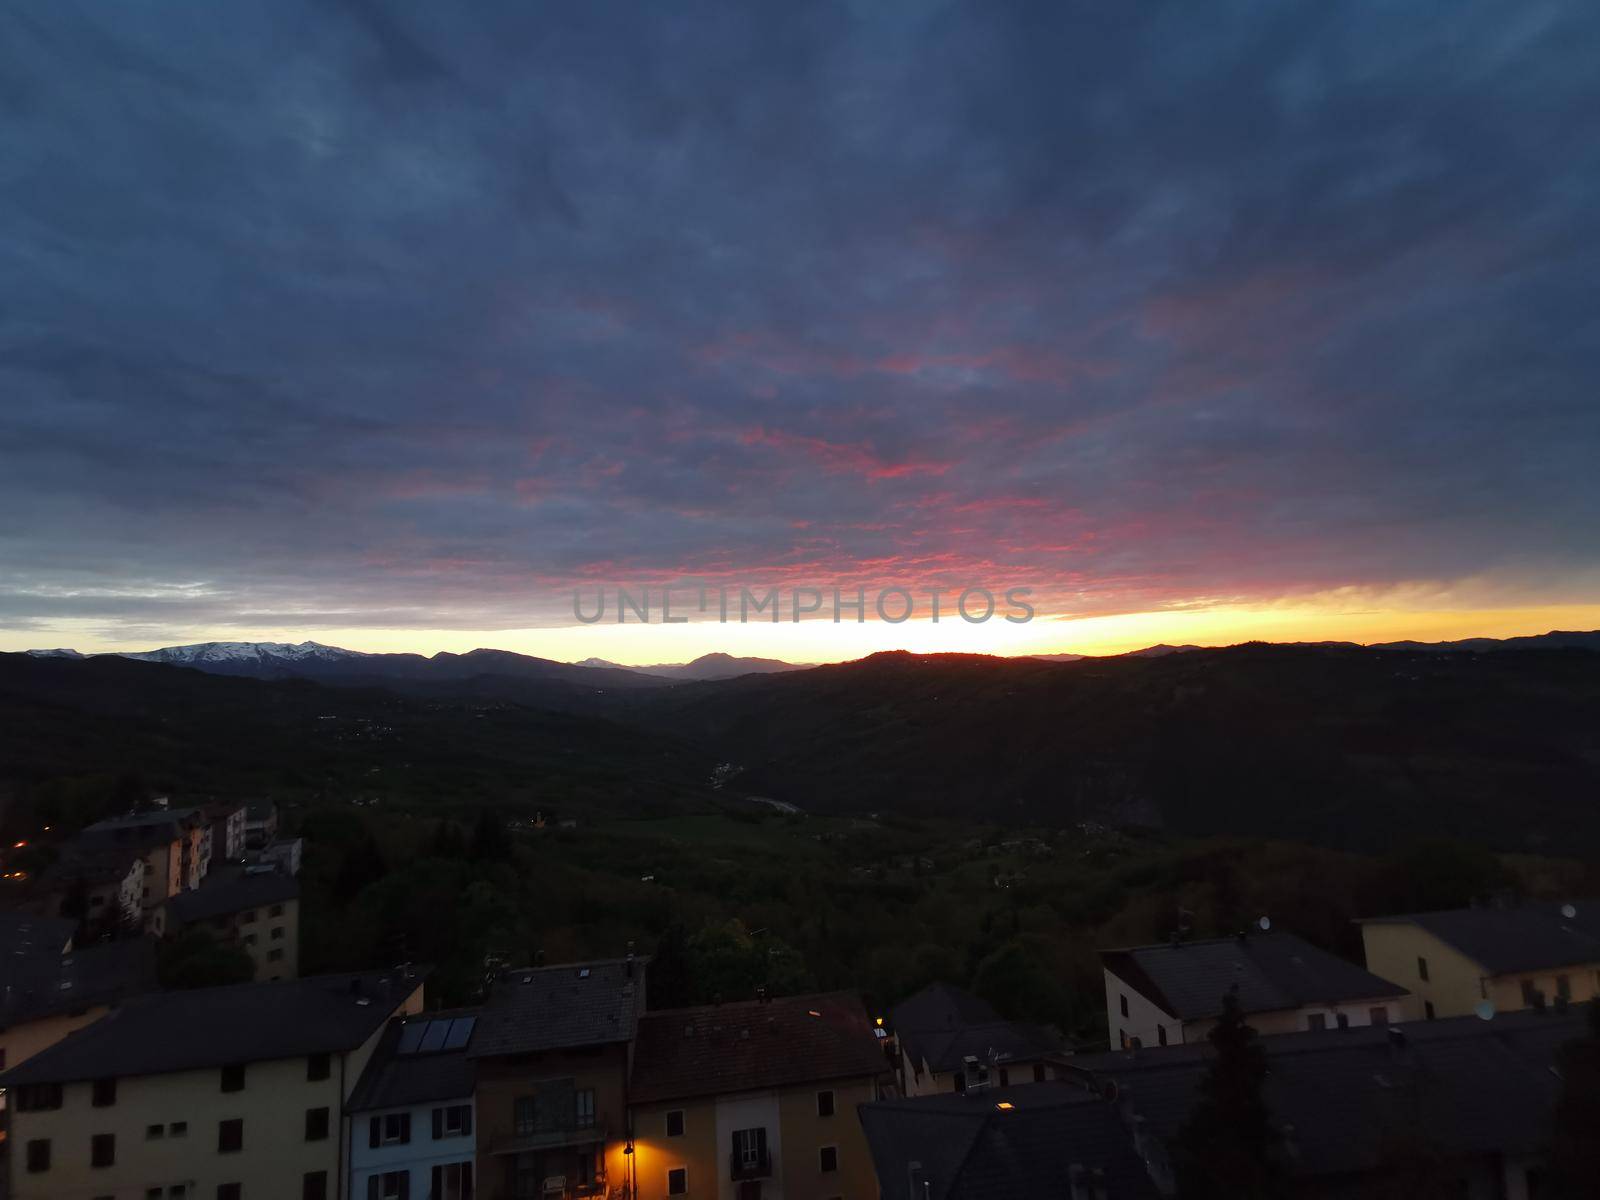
1258 916 1272 932
1561 903 1577 920
1474 1000 1496 1022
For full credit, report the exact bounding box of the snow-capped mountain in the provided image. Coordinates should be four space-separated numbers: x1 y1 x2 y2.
25 648 86 659
119 640 371 666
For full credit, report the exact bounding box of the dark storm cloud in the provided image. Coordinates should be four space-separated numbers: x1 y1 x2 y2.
2 0 1598 639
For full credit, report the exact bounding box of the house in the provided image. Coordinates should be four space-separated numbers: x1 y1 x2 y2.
165 865 301 980
627 991 890 1200
1064 1006 1587 1198
1358 899 1600 1020
34 847 144 933
74 809 210 931
1100 932 1408 1050
0 967 426 1200
888 982 1063 1096
467 956 647 1199
348 1009 479 1200
858 1082 1162 1200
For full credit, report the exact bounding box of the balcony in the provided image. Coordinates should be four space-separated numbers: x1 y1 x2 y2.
729 1147 773 1181
487 1118 609 1156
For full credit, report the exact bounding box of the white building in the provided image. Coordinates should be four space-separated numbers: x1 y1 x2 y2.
349 1010 479 1200
1100 931 1409 1050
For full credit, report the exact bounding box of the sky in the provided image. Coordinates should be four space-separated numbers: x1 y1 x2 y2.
3 0 1599 663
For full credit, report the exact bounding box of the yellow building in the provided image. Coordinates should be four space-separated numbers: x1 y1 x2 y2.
0 968 424 1200
627 992 890 1200
1359 899 1600 1020
165 867 301 980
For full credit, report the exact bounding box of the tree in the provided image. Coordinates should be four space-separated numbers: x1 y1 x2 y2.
469 808 510 863
1547 999 1600 1197
157 928 256 989
1173 991 1283 1199
648 923 693 1010
333 828 386 902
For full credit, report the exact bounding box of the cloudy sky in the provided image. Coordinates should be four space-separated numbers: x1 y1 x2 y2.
4 0 1598 660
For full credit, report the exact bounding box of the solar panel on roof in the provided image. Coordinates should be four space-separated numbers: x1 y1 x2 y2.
442 1016 476 1049
396 1023 426 1055
418 1019 450 1052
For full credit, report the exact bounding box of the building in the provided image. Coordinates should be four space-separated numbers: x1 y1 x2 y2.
1064 1007 1587 1199
0 931 157 1076
74 809 210 930
887 982 1063 1097
467 956 647 1199
348 1010 479 1200
0 967 426 1200
34 847 144 933
858 1082 1162 1200
1358 899 1600 1020
203 801 249 865
1100 931 1408 1050
164 866 301 980
262 835 305 877
628 991 890 1200
244 801 279 851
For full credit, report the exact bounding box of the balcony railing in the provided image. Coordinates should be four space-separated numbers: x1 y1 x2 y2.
729 1148 773 1180
487 1118 609 1155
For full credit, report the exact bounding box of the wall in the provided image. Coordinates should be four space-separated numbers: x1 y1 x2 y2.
350 1094 476 1199
1362 924 1488 1019
0 1007 111 1075
630 1097 718 1200
715 1091 783 1200
776 1077 878 1200
1103 968 1183 1050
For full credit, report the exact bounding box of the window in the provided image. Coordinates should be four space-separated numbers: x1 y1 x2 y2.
433 1104 472 1138
574 1087 596 1129
513 1096 536 1136
372 1112 411 1146
734 1127 768 1173
1157 1026 1168 1047
817 1089 835 1117
1033 1062 1047 1082
170 1122 188 1137
431 1162 474 1200
1557 975 1572 1000
270 904 284 917
1336 1013 1350 1029
1424 1000 1436 1020
1129 1036 1143 1050
1370 1007 1389 1025
242 934 257 947
92 1133 116 1167
268 948 284 962
147 1123 166 1140
1307 1014 1327 1032
17 1082 63 1111
169 1187 188 1198
218 1186 242 1200
218 1118 244 1153
667 1168 688 1196
666 1109 685 1137
307 1053 331 1081
271 926 285 940
26 1139 51 1173
92 1078 118 1107
221 1064 245 1092
303 1172 328 1200
1416 955 1429 982
998 1067 1010 1086
1522 980 1542 1007
305 1106 330 1141
371 1172 408 1200
1119 993 1129 1017
820 1145 839 1173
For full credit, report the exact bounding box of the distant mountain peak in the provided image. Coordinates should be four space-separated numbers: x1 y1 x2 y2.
118 640 370 665
25 647 86 659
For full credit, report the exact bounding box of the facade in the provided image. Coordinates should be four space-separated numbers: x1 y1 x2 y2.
1100 931 1408 1050
0 968 425 1200
244 801 279 851
37 848 144 933
349 1011 480 1200
467 957 647 1200
628 991 890 1200
263 835 306 876
1359 899 1600 1020
165 866 301 980
75 809 210 931
887 982 1062 1097
203 801 250 865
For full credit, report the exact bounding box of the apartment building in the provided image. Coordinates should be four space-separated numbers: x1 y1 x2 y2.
348 1010 479 1200
0 928 157 1075
202 801 249 865
0 967 426 1200
1359 898 1600 1020
627 991 890 1200
165 866 301 980
887 982 1062 1097
467 957 647 1199
36 847 144 933
1100 931 1408 1050
75 809 209 931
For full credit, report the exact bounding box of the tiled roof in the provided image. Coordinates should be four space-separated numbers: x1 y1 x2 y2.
0 936 157 1029
1102 932 1405 1022
1067 1008 1584 1178
347 1013 478 1112
892 982 1002 1032
0 967 425 1086
891 982 1061 1073
39 846 142 886
630 991 889 1105
167 868 299 924
469 958 645 1058
1361 899 1600 975
859 1083 1161 1200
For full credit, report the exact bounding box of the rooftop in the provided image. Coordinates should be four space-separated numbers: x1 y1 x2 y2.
1101 931 1406 1022
859 1082 1161 1200
166 867 299 924
469 957 645 1059
0 912 77 960
0 936 158 1030
630 991 889 1105
0 967 425 1086
891 982 1061 1073
347 1011 479 1112
1359 898 1600 975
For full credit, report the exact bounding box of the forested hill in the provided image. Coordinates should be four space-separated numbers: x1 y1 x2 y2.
4 643 1599 854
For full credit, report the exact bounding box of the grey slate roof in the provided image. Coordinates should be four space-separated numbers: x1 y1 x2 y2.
166 868 299 924
891 982 1061 1073
1066 1007 1585 1179
1101 932 1405 1022
1360 899 1600 975
859 1083 1161 1200
347 1012 478 1112
0 912 76 960
0 936 158 1030
469 957 645 1058
0 967 426 1086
